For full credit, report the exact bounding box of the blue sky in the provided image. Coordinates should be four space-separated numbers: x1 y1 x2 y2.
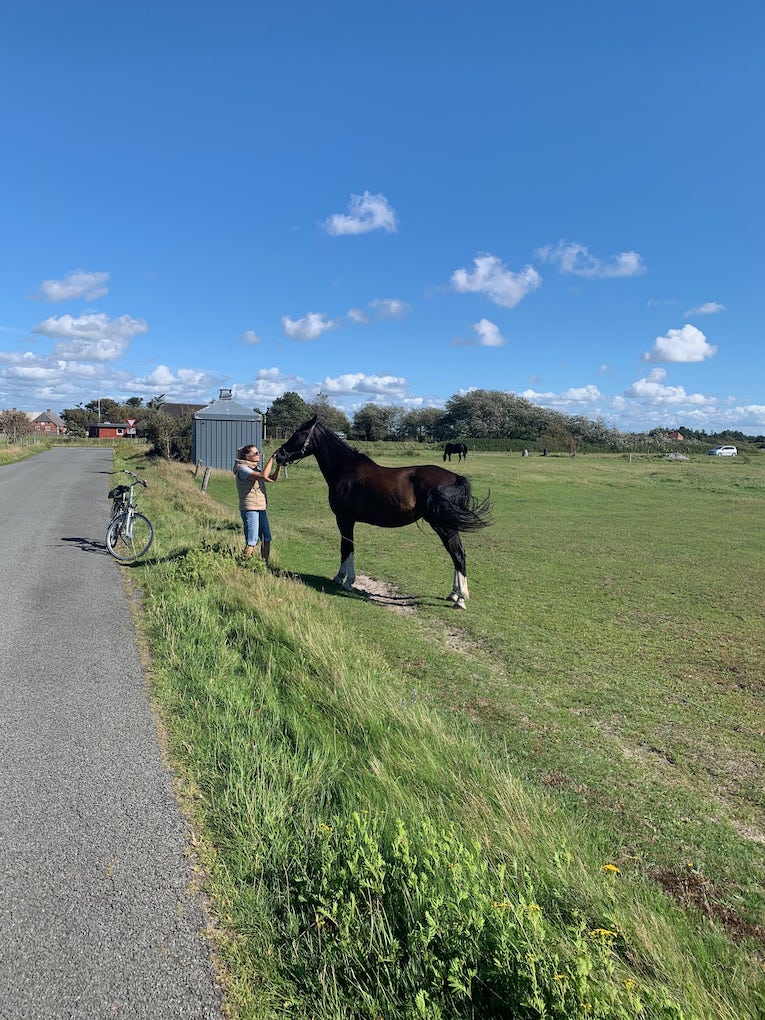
1 0 762 433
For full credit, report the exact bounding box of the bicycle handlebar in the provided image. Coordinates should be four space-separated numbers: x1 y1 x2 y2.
111 469 149 489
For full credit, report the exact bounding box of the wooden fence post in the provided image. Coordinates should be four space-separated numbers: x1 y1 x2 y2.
201 466 212 492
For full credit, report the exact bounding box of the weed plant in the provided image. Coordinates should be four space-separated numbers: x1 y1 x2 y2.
113 447 763 1019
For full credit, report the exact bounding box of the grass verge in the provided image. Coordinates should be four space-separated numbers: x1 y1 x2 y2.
115 447 763 1019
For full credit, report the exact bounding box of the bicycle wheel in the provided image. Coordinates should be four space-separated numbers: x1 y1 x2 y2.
106 511 154 562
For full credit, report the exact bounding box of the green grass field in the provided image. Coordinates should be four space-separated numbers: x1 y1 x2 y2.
114 446 764 1018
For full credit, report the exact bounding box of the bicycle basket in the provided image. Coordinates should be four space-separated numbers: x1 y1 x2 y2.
108 484 130 499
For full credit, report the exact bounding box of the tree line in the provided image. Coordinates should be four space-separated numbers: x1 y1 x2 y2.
2 391 762 456
263 390 762 453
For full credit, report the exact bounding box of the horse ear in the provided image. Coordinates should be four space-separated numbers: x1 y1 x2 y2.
309 414 318 425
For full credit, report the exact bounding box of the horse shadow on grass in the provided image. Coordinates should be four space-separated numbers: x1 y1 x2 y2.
277 569 447 612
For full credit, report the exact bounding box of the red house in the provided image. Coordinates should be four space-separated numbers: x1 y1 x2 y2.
87 422 135 439
31 409 66 435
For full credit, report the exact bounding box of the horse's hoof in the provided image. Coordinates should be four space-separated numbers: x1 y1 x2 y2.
446 591 459 602
452 598 466 610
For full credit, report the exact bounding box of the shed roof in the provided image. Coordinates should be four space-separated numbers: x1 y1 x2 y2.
195 389 259 420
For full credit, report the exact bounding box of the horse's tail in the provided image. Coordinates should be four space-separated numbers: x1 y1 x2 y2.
426 475 492 532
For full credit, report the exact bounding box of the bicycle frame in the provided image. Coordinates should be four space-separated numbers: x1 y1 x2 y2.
106 470 153 561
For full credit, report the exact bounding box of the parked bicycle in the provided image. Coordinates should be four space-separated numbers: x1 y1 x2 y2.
106 470 154 561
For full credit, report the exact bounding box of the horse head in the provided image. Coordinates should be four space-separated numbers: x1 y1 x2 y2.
273 415 319 465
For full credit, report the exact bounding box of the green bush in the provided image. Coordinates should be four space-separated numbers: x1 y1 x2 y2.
142 409 193 460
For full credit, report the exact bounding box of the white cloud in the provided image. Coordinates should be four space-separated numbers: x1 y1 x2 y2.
0 350 32 365
137 365 176 387
520 384 602 408
234 368 312 405
320 372 407 398
536 241 645 278
281 312 337 340
369 298 411 318
241 330 261 345
0 350 121 394
562 384 602 402
8 362 66 381
642 323 717 363
451 254 541 308
321 191 398 236
131 365 221 401
235 367 409 410
624 368 716 407
346 299 411 324
718 404 765 427
685 301 725 316
34 270 110 302
33 312 148 361
473 318 506 347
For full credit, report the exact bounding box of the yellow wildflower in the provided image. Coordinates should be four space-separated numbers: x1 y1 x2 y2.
601 863 621 874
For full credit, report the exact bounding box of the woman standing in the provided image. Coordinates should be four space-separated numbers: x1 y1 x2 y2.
233 445 280 561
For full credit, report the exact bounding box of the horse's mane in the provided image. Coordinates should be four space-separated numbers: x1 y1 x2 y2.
314 420 375 464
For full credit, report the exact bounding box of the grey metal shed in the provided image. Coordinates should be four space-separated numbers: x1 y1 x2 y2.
191 389 263 469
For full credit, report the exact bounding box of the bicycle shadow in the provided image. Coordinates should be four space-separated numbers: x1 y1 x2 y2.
61 536 108 554
61 535 163 563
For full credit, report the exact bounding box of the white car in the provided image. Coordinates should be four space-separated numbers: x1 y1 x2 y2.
708 445 738 456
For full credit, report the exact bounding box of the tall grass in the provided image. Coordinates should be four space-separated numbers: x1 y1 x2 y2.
0 441 51 464
115 448 763 1019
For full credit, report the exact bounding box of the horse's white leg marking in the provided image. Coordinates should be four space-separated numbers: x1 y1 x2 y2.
452 571 471 607
334 553 355 590
450 571 469 609
448 569 468 603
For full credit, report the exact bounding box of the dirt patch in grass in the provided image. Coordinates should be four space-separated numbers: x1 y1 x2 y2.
653 867 765 947
352 574 418 615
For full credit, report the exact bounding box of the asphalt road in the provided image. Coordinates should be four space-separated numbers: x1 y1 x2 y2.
0 448 225 1019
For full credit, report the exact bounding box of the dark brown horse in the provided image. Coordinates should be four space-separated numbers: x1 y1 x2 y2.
273 417 490 609
443 442 468 462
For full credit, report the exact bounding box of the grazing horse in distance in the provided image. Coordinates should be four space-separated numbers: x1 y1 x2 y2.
273 417 491 609
443 442 468 462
